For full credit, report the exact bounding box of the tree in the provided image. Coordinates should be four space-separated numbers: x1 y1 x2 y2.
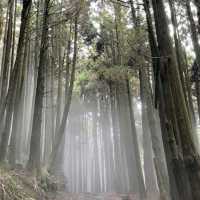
0 1 3 40
150 0 200 199
194 0 200 34
186 0 200 124
0 0 32 163
28 0 50 171
49 12 79 172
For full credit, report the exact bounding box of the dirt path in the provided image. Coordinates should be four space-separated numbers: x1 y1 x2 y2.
47 192 159 200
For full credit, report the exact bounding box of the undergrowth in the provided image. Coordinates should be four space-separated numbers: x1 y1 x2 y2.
0 167 38 200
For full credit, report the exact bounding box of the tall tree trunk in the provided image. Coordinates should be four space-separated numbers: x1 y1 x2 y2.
168 0 188 104
65 22 72 100
0 0 14 105
151 0 200 199
49 14 79 172
0 0 32 162
139 70 159 197
126 78 146 198
91 91 101 192
0 0 14 100
109 81 125 192
116 81 145 195
10 0 17 71
55 26 63 133
168 0 196 127
186 0 200 123
113 2 145 195
194 0 200 34
140 67 170 200
9 30 30 166
0 1 3 40
28 0 50 171
143 1 187 199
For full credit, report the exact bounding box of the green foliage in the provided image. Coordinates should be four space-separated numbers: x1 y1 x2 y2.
78 70 90 82
74 67 96 94
95 65 130 81
75 0 149 98
16 3 22 17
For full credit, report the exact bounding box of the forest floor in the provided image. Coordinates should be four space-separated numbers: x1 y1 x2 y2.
47 192 139 200
47 192 160 200
0 166 159 200
0 166 43 199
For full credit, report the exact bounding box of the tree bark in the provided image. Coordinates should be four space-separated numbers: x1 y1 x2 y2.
0 2 3 40
0 0 14 104
151 0 200 199
194 0 200 34
186 0 200 123
140 67 170 200
28 0 50 172
0 0 32 162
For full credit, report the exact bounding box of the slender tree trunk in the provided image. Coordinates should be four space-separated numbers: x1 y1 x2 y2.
65 22 72 100
9 30 30 166
10 0 17 71
140 67 170 200
168 0 197 127
109 81 125 192
91 91 101 192
0 2 3 40
116 81 144 195
168 0 188 103
0 0 32 162
186 0 200 123
28 0 50 171
139 70 158 196
194 0 200 34
0 8 9 102
55 28 63 132
49 14 79 172
0 0 14 105
126 78 146 198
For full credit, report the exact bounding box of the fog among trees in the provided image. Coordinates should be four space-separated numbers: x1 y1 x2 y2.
0 0 200 199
